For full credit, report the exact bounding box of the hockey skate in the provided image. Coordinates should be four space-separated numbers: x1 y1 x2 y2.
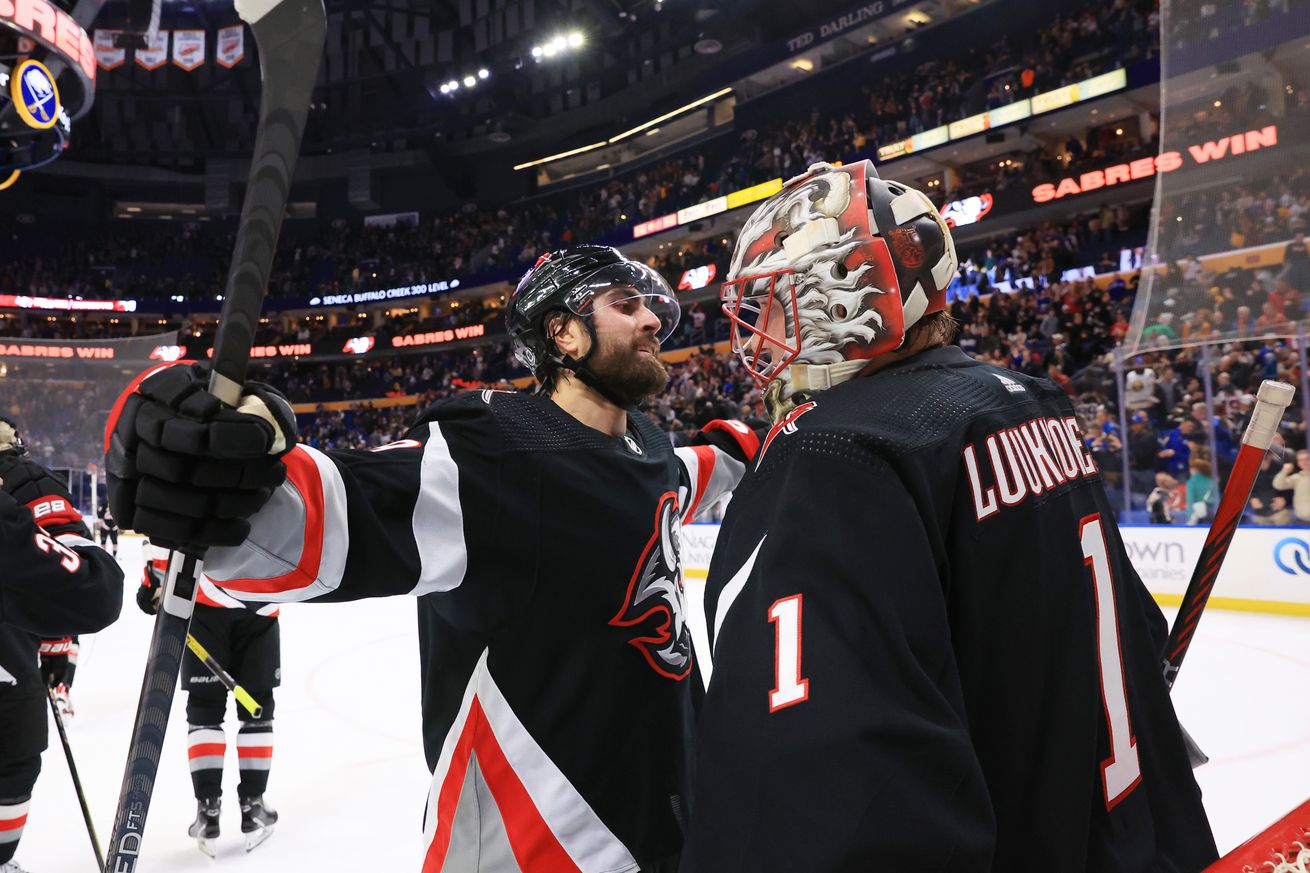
239 795 278 852
187 796 221 857
0 860 34 872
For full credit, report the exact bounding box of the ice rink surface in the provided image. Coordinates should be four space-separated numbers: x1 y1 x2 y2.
20 535 1310 872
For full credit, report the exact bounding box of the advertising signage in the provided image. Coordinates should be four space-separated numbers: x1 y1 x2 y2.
0 293 138 312
309 279 461 307
784 0 914 54
1031 125 1279 203
876 69 1127 163
147 323 499 364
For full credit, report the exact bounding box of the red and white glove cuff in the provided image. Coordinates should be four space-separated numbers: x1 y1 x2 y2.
39 637 74 656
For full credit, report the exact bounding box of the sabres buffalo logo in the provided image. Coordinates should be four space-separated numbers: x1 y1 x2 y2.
609 491 691 680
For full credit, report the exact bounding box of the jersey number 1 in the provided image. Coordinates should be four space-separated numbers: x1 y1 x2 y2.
768 594 809 712
1080 514 1141 809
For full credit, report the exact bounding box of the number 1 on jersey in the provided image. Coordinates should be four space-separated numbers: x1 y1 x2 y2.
768 594 809 712
1079 514 1142 809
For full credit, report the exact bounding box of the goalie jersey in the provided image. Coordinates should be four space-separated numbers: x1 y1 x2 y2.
684 346 1218 873
203 390 743 872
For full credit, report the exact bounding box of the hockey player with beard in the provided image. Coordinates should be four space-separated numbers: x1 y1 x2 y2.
682 162 1218 872
104 246 759 872
0 416 123 873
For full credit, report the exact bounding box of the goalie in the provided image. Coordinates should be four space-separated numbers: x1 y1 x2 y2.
683 162 1218 873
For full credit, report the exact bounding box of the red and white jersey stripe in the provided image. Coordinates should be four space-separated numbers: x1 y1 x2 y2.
422 649 639 873
206 444 351 603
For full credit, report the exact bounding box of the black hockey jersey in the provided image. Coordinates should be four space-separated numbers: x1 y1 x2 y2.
0 486 123 697
684 346 1218 873
203 390 743 871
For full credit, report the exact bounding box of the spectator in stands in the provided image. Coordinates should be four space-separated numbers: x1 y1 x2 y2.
1147 472 1178 524
1272 449 1310 523
1250 451 1295 525
1127 413 1161 502
1158 418 1194 478
1186 458 1214 524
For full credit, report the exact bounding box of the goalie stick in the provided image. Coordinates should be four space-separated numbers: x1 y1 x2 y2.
1161 379 1295 691
102 1 325 869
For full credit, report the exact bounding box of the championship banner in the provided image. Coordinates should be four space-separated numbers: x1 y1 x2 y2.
94 30 126 70
171 29 205 71
216 25 244 68
134 31 168 70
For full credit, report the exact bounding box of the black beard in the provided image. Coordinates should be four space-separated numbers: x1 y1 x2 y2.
588 333 669 407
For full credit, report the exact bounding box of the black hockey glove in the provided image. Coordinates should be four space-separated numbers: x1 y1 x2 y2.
693 419 766 465
106 362 297 551
39 638 72 687
136 563 164 616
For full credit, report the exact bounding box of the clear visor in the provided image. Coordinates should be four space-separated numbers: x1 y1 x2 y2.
576 260 682 345
721 270 800 383
591 289 682 346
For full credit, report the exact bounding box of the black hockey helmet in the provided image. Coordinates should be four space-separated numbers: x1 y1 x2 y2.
506 245 680 394
0 414 25 457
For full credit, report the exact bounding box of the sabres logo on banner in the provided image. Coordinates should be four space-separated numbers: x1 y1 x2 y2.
9 60 60 130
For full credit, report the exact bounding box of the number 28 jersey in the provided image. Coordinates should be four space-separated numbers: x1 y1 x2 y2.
685 346 1218 873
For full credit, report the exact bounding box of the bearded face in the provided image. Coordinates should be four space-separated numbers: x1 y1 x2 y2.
588 328 669 407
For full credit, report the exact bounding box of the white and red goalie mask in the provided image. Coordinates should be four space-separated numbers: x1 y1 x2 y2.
720 160 957 396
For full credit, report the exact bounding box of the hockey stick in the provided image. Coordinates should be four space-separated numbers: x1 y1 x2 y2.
1161 379 1296 690
186 633 264 718
48 686 104 870
103 2 325 870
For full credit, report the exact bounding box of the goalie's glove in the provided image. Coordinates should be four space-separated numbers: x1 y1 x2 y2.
106 362 297 551
692 419 765 465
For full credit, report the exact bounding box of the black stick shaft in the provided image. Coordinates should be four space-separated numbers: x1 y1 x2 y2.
49 687 104 870
102 2 324 869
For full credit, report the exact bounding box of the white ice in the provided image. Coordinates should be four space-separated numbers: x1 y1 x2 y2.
19 535 1310 872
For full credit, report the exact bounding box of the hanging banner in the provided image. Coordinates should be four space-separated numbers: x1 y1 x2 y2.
94 30 125 70
172 29 205 71
216 25 244 68
134 31 168 70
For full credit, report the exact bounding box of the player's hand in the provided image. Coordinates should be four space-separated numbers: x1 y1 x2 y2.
105 362 297 551
136 578 162 616
38 638 72 687
41 654 69 688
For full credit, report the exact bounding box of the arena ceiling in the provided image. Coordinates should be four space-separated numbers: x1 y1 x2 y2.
68 0 864 168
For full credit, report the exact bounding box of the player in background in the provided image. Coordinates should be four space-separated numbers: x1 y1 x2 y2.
137 542 282 854
105 246 760 872
97 502 119 556
0 417 124 873
682 162 1218 872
